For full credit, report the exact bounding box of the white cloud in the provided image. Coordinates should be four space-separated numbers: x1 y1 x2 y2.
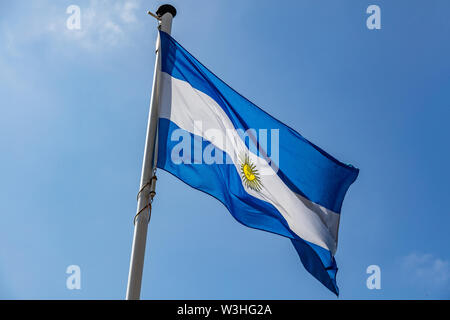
400 252 450 289
2 0 144 54
120 1 140 23
60 0 143 49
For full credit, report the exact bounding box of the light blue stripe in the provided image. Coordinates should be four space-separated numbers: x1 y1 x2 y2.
157 118 339 295
159 31 358 213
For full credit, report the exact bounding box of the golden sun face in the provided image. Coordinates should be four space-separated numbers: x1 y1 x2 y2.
240 153 262 192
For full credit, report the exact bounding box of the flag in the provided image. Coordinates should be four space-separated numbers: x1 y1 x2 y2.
155 31 359 295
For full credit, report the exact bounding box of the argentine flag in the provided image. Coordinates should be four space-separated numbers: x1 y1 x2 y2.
156 31 359 295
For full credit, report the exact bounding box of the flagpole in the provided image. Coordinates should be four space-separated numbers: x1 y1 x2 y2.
126 4 176 300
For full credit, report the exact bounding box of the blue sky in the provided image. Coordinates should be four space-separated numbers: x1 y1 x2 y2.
1 0 449 299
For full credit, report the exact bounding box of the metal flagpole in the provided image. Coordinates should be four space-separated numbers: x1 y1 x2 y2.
126 4 176 300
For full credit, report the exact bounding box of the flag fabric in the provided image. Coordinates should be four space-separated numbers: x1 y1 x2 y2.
155 31 359 295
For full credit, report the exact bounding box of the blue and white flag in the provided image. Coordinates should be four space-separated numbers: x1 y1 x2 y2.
156 31 359 295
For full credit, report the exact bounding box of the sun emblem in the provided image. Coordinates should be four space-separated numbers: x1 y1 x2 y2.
239 153 263 192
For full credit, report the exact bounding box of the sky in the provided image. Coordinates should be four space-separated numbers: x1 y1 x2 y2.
0 0 449 299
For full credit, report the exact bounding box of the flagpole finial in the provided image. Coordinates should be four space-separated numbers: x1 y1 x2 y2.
156 4 177 18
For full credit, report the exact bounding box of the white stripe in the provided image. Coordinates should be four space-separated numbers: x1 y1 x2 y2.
159 72 340 253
